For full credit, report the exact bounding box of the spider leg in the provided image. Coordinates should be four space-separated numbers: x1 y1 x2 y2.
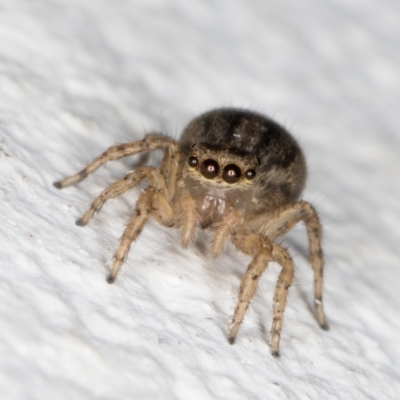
228 235 272 345
211 210 243 257
54 134 179 189
159 141 181 202
76 166 154 226
255 201 328 330
304 207 328 330
229 230 295 357
269 244 295 357
176 193 198 247
107 186 174 283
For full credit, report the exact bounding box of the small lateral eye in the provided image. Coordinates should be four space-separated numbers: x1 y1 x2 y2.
245 169 256 180
188 156 198 167
222 164 241 184
200 159 219 179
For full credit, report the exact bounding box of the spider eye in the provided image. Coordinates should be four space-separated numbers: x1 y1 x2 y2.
188 156 198 167
200 159 219 179
245 169 256 180
222 164 241 184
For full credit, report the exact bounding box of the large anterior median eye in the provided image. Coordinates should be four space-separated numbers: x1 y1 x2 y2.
200 159 219 179
222 164 241 183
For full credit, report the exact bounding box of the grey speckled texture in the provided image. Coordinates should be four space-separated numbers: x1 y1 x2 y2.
0 1 399 399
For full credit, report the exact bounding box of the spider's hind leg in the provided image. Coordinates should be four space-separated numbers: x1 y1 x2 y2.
256 201 328 330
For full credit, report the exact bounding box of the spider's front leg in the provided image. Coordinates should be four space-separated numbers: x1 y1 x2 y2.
173 193 199 247
76 166 154 226
269 244 295 357
108 189 200 283
230 230 295 357
108 186 175 283
53 134 179 189
228 233 272 344
210 210 243 257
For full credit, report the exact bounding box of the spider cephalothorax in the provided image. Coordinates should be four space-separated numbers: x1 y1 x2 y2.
185 143 258 188
55 108 328 357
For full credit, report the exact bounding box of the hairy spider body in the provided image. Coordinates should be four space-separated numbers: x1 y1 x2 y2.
179 109 306 228
55 108 328 357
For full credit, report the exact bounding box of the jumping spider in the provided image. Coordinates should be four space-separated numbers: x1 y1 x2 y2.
54 108 328 357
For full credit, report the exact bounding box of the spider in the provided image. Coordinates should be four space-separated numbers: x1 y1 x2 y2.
54 108 328 357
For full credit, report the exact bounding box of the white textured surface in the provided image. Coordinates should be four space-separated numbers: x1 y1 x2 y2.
1 1 400 399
